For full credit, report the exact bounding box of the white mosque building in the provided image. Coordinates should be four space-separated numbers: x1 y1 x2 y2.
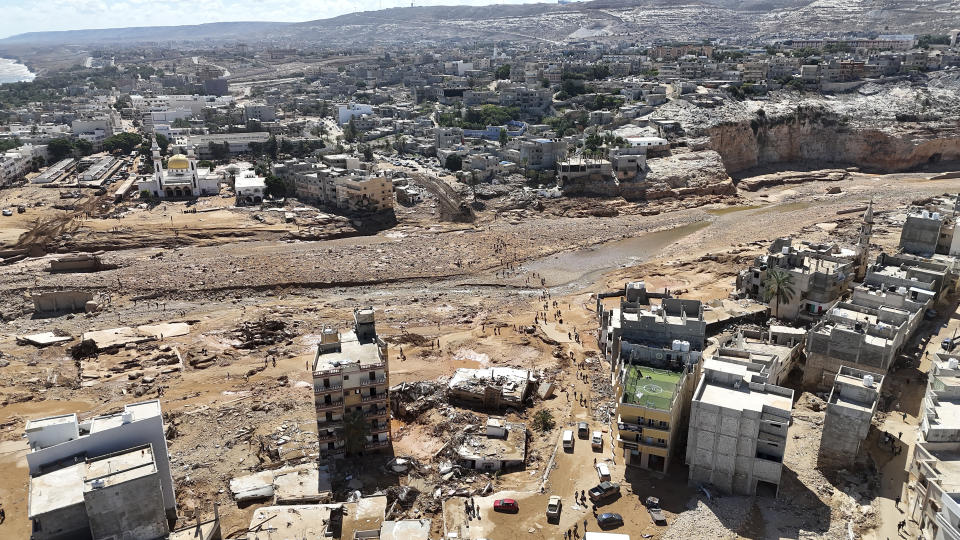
138 137 221 199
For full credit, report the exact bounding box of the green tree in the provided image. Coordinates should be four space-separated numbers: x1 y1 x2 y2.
340 409 370 455
763 268 796 319
266 135 278 160
498 128 508 148
0 137 22 152
208 141 229 161
155 134 170 154
444 154 462 171
74 139 93 156
532 409 555 432
264 175 286 198
361 144 374 162
495 64 511 80
101 132 143 154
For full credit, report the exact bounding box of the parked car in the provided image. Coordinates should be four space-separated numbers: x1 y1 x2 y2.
1 208 12 217
578 422 589 439
493 499 518 513
645 496 667 525
944 337 956 352
596 462 611 481
546 495 562 520
588 481 620 502
597 513 624 529
591 430 603 450
562 430 574 450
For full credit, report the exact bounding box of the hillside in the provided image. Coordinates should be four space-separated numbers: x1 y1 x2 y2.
1 0 958 47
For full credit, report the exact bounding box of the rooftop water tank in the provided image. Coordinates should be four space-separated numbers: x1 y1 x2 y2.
782 246 790 255
950 358 959 370
681 341 690 352
121 412 133 424
672 339 682 351
863 374 874 388
934 212 941 220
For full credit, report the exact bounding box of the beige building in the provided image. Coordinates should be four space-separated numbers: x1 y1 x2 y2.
313 308 391 460
335 175 394 212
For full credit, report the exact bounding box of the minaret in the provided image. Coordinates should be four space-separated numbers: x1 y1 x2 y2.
152 136 162 186
856 199 874 280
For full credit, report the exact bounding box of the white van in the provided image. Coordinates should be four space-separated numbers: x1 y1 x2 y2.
562 430 574 450
591 431 603 451
596 462 611 481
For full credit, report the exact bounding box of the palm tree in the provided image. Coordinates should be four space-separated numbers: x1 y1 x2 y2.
763 268 796 319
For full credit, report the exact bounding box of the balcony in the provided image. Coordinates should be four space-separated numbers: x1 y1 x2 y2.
315 399 343 411
359 377 387 387
314 384 343 393
370 423 390 433
317 432 340 443
617 421 643 433
364 440 390 450
361 393 388 403
365 408 389 418
317 418 343 428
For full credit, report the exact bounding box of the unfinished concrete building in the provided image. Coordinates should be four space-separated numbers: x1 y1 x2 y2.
686 358 794 496
598 281 706 473
899 196 960 258
312 307 391 460
818 366 884 468
714 326 805 386
804 253 942 388
25 400 179 539
446 367 533 409
456 417 527 471
736 236 861 322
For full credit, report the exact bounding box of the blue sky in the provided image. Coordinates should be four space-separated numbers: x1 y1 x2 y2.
1 0 550 39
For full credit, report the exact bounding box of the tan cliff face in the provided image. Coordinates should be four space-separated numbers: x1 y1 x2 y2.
705 111 960 174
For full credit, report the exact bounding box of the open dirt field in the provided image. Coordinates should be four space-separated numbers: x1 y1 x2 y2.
1 168 958 538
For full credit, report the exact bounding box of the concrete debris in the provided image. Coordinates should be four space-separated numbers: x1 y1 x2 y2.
17 331 73 347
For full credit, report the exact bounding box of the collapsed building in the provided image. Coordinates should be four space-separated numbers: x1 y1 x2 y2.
446 367 534 409
898 196 960 258
455 417 527 471
818 366 883 468
598 281 705 472
686 357 794 496
312 307 391 460
908 352 960 540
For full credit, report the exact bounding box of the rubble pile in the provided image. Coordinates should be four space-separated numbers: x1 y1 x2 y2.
231 318 296 349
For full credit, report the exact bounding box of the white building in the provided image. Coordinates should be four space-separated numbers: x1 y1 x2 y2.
235 171 267 205
25 399 177 538
337 102 374 125
137 137 221 199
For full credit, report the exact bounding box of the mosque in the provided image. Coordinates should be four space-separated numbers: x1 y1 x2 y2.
138 137 221 199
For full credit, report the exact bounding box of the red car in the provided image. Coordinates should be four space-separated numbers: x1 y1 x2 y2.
493 499 519 513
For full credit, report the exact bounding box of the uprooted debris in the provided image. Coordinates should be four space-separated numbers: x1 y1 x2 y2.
389 381 445 420
232 318 296 349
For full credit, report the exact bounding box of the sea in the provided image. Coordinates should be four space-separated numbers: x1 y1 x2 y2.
0 58 36 84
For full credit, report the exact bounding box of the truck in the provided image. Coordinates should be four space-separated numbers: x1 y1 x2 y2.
645 496 667 525
588 482 620 502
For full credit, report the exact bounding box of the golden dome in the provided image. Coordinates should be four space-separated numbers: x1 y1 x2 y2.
167 154 190 170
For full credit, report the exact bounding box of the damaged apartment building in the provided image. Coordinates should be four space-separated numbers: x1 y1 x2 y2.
686 357 794 496
737 203 872 321
25 400 220 540
909 352 960 540
713 326 805 386
313 307 391 460
446 366 534 410
898 195 960 258
804 251 949 388
598 281 706 472
455 416 527 471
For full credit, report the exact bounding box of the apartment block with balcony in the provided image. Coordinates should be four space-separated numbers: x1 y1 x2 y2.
686 358 794 496
313 307 391 460
910 352 960 540
599 281 706 473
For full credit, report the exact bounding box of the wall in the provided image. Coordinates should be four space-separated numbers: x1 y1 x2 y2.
84 472 168 540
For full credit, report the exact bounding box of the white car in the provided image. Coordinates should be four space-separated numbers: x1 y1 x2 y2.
546 495 562 519
596 463 611 481
2 208 12 216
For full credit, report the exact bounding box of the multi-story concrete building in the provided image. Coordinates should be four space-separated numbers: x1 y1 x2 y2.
518 138 567 170
818 366 883 468
900 198 960 258
335 174 394 213
599 281 706 472
686 357 794 496
909 352 960 540
313 308 391 460
25 400 178 538
713 326 805 386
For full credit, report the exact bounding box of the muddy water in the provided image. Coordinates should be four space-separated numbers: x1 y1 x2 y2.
523 221 711 290
705 205 762 216
0 398 95 423
755 201 812 214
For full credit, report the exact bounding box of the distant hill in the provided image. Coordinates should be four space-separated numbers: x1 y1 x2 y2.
1 0 958 48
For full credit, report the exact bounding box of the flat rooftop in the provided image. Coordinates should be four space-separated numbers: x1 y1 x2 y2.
381 519 431 540
26 413 77 431
314 330 383 371
84 445 157 492
621 365 681 410
28 462 84 518
90 400 162 434
248 505 333 539
927 449 960 495
697 359 793 413
929 398 960 433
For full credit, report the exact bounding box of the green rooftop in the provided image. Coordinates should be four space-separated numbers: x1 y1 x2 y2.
621 365 681 410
